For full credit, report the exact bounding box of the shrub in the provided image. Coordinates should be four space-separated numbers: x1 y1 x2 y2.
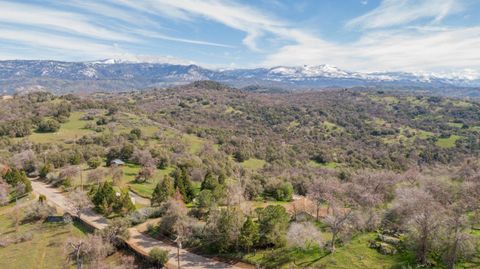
274 182 293 202
37 119 60 133
130 128 142 140
16 232 33 243
129 207 164 225
87 157 102 169
149 247 169 268
22 202 56 223
39 163 53 179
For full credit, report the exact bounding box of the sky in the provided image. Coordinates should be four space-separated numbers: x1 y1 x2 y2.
1 0 480 73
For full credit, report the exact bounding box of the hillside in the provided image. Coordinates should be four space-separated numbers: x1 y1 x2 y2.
1 84 480 268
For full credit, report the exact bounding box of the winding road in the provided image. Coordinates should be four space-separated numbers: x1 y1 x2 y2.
30 178 247 269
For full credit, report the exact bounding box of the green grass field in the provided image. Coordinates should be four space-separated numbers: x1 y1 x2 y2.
436 135 461 148
243 245 328 268
241 158 266 170
380 126 434 145
139 125 159 137
183 134 205 154
323 121 344 132
119 163 175 198
0 207 89 269
312 233 415 269
447 122 464 128
25 111 94 144
224 106 243 114
240 233 414 269
308 160 339 169
288 120 300 129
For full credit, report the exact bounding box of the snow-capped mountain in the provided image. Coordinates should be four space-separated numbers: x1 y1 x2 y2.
0 60 479 96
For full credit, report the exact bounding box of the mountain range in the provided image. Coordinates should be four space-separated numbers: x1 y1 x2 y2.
0 59 479 96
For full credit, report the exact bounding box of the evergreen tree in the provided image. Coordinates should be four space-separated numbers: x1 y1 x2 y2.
114 189 135 216
239 217 260 253
4 169 32 193
201 171 219 191
200 171 225 203
151 176 175 206
171 167 195 203
197 189 214 209
256 205 290 247
91 181 116 214
39 163 53 179
205 208 244 253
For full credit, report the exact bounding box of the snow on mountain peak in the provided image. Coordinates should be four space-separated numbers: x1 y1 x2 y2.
268 64 350 78
90 55 194 66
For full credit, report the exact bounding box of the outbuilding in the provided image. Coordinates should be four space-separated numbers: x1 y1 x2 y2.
110 159 125 166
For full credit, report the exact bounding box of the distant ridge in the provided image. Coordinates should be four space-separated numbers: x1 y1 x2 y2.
0 60 479 96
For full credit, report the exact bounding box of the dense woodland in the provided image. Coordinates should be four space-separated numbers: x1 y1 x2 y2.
1 82 480 268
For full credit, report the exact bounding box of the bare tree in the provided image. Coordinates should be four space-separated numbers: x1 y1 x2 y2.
59 166 81 186
441 208 477 269
69 188 92 219
158 199 193 268
131 149 155 167
15 182 26 197
12 200 23 232
323 200 354 253
98 218 130 248
289 198 307 221
392 187 445 265
346 171 396 231
439 181 479 269
225 180 245 207
110 166 123 185
65 234 113 269
403 168 421 187
135 166 155 183
158 199 192 237
113 255 137 269
0 179 9 205
455 158 480 181
287 222 323 250
12 149 36 173
87 169 104 186
307 177 341 221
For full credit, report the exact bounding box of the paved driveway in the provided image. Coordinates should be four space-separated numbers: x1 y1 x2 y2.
30 178 246 269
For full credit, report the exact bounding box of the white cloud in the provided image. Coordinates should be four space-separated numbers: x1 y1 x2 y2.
0 0 233 55
0 28 122 59
254 0 480 72
130 29 235 48
0 0 477 74
262 26 480 72
116 0 287 51
0 2 136 42
346 0 463 29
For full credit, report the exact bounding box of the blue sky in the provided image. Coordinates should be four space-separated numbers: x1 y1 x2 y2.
1 0 480 73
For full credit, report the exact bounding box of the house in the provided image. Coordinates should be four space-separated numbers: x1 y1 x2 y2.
110 159 125 166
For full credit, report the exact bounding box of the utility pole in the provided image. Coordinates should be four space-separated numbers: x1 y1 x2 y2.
80 172 83 191
175 236 182 269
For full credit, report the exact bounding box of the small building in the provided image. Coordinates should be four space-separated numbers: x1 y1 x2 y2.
110 159 125 166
